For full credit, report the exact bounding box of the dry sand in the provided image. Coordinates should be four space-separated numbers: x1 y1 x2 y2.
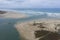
15 19 60 40
0 11 28 18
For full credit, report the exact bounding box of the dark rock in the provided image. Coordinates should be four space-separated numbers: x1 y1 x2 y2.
38 23 46 28
0 11 6 14
34 30 60 40
34 30 49 38
57 24 60 26
39 32 60 40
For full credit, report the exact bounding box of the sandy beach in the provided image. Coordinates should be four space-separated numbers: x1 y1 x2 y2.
15 19 60 40
0 11 28 18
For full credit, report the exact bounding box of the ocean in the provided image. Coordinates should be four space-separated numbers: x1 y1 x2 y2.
13 8 60 19
0 8 60 40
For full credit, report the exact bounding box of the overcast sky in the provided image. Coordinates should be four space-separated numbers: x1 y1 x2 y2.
0 0 60 9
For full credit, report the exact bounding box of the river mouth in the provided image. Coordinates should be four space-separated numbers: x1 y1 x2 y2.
0 17 36 40
0 15 40 40
0 15 42 40
0 14 60 40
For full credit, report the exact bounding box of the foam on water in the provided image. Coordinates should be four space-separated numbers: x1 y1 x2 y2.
17 10 60 18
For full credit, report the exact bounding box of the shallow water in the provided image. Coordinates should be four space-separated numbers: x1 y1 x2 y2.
0 15 44 40
0 19 20 40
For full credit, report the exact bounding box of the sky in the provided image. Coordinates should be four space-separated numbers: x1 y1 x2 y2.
0 0 60 9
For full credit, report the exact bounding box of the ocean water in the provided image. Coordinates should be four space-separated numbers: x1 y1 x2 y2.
1 8 60 18
0 8 60 40
13 8 60 13
14 8 60 19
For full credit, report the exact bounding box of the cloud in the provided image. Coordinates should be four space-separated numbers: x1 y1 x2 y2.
0 0 60 9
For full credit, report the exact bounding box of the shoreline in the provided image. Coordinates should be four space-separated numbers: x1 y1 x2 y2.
0 10 60 40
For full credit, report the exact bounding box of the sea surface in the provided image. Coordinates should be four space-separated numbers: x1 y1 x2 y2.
0 8 60 40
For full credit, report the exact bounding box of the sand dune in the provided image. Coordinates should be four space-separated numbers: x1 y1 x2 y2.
15 19 60 40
